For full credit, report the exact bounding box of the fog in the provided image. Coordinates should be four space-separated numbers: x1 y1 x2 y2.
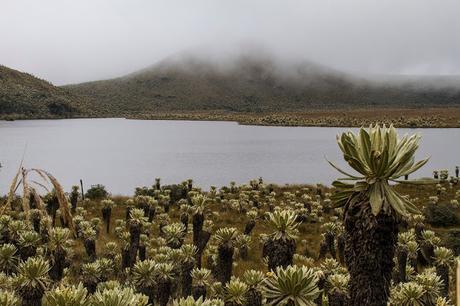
1 0 460 85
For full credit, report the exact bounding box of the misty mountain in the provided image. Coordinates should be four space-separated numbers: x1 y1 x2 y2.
64 53 460 115
0 65 90 119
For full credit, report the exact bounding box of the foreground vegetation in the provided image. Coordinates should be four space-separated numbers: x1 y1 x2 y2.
0 125 460 305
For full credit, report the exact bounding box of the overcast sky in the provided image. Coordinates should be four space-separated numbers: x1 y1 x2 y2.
1 0 460 85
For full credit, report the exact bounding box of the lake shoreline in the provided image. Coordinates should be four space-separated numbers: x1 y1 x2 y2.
128 107 460 128
2 107 460 128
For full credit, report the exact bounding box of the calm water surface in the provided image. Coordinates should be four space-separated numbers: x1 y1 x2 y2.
0 119 458 195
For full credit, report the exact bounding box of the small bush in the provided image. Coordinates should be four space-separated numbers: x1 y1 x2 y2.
424 202 460 227
85 184 109 200
446 229 460 255
163 184 188 202
134 186 155 197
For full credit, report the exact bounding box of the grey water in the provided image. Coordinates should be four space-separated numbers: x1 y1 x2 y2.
0 118 458 195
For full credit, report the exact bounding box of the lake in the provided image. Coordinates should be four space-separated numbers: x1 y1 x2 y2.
0 118 458 195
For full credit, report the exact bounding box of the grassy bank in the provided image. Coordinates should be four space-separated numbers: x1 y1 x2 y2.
3 107 460 128
130 107 460 128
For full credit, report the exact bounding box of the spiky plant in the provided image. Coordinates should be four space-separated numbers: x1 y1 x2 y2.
8 220 27 244
224 278 248 306
81 262 101 293
180 244 198 297
146 197 158 222
0 215 12 244
179 203 190 231
96 280 121 292
319 222 337 260
407 240 420 271
127 208 147 267
326 273 349 306
157 212 170 234
131 259 156 303
103 242 118 260
95 258 113 282
91 287 149 306
69 185 79 213
414 269 443 305
138 234 148 261
243 210 257 235
235 234 251 260
433 247 454 298
320 258 341 276
329 124 429 306
317 258 341 302
390 282 425 306
0 289 20 306
214 227 238 284
42 283 90 306
17 230 41 260
134 195 154 218
163 223 186 249
191 268 212 300
191 194 211 268
397 231 416 283
334 224 345 264
125 199 134 221
172 296 224 306
16 257 51 306
421 230 441 265
435 297 454 306
155 262 175 306
0 272 13 291
242 270 265 306
30 209 41 233
81 226 97 261
410 214 425 240
101 199 114 234
0 244 19 274
263 265 320 306
48 227 72 281
263 210 299 271
44 191 59 226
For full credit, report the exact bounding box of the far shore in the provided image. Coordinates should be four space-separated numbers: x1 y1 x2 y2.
2 107 460 128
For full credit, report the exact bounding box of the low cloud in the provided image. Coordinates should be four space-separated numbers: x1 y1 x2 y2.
1 0 459 85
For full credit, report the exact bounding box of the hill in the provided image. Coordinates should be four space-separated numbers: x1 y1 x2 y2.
0 65 92 120
64 53 460 115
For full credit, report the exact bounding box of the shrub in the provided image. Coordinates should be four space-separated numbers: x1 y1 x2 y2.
163 185 188 202
85 185 109 200
424 203 459 227
445 229 460 255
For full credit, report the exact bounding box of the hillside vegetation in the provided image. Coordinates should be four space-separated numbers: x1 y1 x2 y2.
0 65 92 120
65 53 460 116
2 54 460 124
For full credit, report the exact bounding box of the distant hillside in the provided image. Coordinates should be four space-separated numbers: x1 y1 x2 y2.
0 65 91 119
64 53 460 114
